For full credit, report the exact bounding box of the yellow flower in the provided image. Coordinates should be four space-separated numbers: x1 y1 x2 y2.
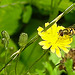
37 22 73 57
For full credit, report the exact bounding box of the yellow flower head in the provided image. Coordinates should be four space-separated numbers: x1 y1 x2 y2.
37 22 73 57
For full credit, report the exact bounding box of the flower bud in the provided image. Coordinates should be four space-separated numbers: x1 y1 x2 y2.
18 33 28 48
1 31 10 41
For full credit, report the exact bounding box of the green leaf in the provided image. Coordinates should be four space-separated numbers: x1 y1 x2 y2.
65 11 75 24
59 0 73 12
23 19 45 36
70 36 75 48
22 5 32 23
49 52 61 65
20 32 46 72
20 19 46 73
36 69 45 75
0 5 22 35
65 59 73 75
7 61 25 75
0 39 18 74
48 0 60 21
44 62 57 75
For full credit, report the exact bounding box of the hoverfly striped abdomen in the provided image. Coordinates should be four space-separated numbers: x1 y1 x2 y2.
59 24 75 36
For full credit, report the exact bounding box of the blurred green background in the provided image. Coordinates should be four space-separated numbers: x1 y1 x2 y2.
0 0 75 75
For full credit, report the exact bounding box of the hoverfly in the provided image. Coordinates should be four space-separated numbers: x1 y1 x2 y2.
58 24 75 36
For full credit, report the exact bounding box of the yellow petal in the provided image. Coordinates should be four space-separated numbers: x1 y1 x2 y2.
59 46 69 53
39 41 51 49
51 23 57 35
37 21 72 58
42 45 51 49
66 38 73 44
45 22 50 27
57 36 73 46
50 46 55 53
56 47 61 57
38 31 45 36
39 41 47 45
65 45 71 48
52 23 57 28
62 35 73 44
37 26 44 32
39 33 51 40
57 26 65 32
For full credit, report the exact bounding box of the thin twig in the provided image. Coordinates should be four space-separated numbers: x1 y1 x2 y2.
15 55 20 75
4 45 8 75
23 35 39 50
55 63 60 66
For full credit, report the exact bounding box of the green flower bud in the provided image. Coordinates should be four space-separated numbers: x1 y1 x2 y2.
1 31 10 41
1 38 7 45
18 33 28 48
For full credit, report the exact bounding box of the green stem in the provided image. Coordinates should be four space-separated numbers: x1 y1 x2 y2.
4 41 9 75
0 54 19 72
21 35 39 52
63 3 75 16
15 56 19 75
4 48 7 75
44 3 75 31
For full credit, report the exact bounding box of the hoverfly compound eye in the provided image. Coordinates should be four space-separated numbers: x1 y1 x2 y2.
59 29 63 33
59 29 63 36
